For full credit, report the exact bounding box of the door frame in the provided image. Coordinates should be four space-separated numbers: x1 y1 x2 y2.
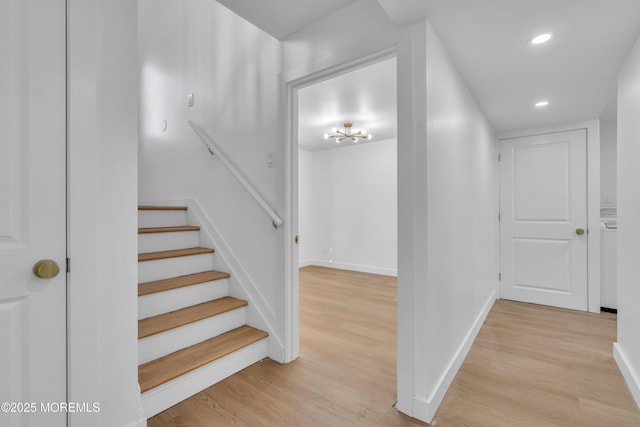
497 120 601 313
283 47 397 362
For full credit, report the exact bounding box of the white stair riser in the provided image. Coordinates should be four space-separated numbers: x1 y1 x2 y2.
138 279 230 319
138 231 199 253
138 210 187 228
138 253 213 283
141 339 267 419
138 308 246 364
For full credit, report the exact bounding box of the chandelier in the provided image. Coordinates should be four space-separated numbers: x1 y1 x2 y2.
323 123 371 143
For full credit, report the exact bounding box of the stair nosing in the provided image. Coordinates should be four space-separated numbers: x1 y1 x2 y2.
138 297 248 339
138 271 231 296
138 325 268 393
138 226 200 234
138 247 214 262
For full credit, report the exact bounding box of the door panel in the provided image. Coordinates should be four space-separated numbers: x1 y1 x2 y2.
0 0 67 425
500 130 588 311
513 142 569 221
513 238 570 293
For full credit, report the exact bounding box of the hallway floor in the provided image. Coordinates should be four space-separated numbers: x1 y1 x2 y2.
148 266 639 426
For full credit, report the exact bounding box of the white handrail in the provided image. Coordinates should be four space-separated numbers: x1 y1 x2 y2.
188 120 284 229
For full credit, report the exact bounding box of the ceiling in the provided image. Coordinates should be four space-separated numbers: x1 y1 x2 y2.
218 0 640 134
215 0 359 40
413 0 640 132
298 58 397 151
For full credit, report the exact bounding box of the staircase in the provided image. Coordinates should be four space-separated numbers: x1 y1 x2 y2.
137 205 268 418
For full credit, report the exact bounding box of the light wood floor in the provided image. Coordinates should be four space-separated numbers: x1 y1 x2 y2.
149 266 640 426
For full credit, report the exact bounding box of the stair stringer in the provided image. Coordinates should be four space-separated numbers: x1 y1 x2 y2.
141 198 285 363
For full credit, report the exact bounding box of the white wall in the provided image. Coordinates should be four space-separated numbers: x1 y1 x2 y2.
138 0 286 359
68 0 143 426
600 119 618 207
413 22 499 421
299 139 398 276
298 149 315 264
614 32 640 408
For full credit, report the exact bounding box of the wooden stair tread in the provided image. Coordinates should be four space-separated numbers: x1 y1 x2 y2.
138 271 231 296
138 247 213 262
139 325 267 393
138 226 200 234
138 297 248 339
138 205 187 211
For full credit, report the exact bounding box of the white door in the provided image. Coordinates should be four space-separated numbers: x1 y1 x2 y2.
0 0 67 426
499 130 588 311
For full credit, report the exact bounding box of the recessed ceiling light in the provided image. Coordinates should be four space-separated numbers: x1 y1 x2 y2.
535 100 550 107
531 33 552 45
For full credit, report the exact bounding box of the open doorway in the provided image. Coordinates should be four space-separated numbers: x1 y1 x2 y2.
297 58 397 276
293 57 399 403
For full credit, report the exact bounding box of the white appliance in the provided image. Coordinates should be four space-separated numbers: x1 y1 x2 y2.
600 207 617 310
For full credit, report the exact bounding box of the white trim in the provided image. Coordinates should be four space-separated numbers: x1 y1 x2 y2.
298 260 397 277
123 419 147 427
284 80 299 363
413 290 497 423
497 119 600 313
614 343 640 408
298 259 315 268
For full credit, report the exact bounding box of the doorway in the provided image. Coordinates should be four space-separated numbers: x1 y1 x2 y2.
499 130 588 310
297 58 397 277
287 54 398 375
498 122 601 313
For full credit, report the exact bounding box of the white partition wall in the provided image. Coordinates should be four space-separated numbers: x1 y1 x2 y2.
615 32 640 409
298 139 398 276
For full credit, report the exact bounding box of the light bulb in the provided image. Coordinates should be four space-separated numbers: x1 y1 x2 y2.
332 127 337 133
361 129 366 135
323 133 329 139
353 137 359 143
531 33 552 45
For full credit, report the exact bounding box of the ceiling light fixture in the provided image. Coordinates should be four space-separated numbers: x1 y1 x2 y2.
530 33 552 45
535 100 550 107
323 123 371 143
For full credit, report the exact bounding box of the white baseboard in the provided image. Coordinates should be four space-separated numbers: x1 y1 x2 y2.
298 259 397 277
614 343 640 409
125 418 147 427
298 259 315 268
413 289 497 423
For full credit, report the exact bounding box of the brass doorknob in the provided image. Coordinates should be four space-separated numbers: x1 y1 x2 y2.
33 259 60 279
575 228 585 236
